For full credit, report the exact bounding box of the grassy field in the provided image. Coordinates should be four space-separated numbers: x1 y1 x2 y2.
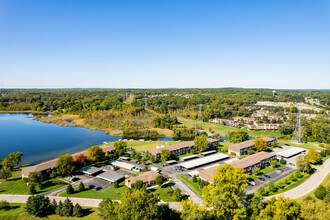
106 140 183 152
296 173 330 203
180 120 284 138
177 175 202 197
0 203 99 220
149 186 177 202
277 140 324 151
0 170 67 195
59 182 128 200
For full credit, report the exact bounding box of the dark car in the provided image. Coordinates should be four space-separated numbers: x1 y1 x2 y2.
258 177 265 181
95 187 102 191
113 166 119 171
264 174 271 178
88 185 95 189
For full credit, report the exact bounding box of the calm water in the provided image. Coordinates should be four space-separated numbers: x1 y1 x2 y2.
0 113 121 165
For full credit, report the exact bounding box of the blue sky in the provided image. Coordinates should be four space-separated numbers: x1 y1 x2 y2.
0 0 329 89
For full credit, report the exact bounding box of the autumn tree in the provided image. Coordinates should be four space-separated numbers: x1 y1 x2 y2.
55 154 75 176
180 200 210 220
74 153 88 168
300 200 330 220
194 135 209 152
160 149 172 162
258 196 300 219
306 149 321 164
87 146 105 163
202 164 249 219
254 138 268 151
114 141 127 156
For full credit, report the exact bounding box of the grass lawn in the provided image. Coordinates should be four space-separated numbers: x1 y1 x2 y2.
0 170 67 195
106 141 183 152
296 173 330 203
177 175 202 197
180 121 284 138
59 182 129 200
277 140 323 151
266 173 311 197
0 203 99 220
149 186 177 202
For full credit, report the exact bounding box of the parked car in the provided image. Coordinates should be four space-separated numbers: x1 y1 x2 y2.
248 181 256 186
88 185 95 189
95 187 102 191
258 177 265 181
264 174 271 178
113 166 119 171
276 169 283 173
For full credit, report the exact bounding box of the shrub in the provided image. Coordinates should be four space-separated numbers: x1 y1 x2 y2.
270 160 278 168
303 195 315 202
25 195 52 217
290 175 297 182
66 184 74 194
252 167 260 176
279 157 286 164
295 171 303 178
114 181 119 188
0 200 10 210
285 178 291 185
314 185 327 200
73 203 83 217
192 175 197 183
258 186 268 196
268 182 278 192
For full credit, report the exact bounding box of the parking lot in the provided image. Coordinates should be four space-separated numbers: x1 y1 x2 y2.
246 166 296 195
85 178 113 192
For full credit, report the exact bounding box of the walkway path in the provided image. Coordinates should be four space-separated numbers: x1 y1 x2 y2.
0 194 181 210
266 158 330 200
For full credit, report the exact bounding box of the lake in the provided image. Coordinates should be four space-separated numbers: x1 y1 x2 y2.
0 113 121 166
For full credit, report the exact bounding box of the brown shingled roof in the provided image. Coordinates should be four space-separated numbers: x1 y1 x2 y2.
229 151 275 169
198 165 223 183
228 137 275 152
125 171 159 186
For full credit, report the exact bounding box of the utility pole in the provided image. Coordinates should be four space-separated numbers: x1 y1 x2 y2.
292 108 304 144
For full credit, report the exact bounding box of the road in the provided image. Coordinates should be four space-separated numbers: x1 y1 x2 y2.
266 158 330 200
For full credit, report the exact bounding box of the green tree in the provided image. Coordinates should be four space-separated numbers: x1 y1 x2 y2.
0 169 12 181
257 186 268 196
155 175 166 187
192 175 198 183
150 155 156 163
228 131 249 143
66 184 74 194
61 198 73 216
9 152 24 167
25 195 52 217
73 203 83 217
252 167 260 175
296 155 311 173
306 149 321 164
56 201 63 216
30 184 37 194
114 141 127 156
202 164 249 219
173 188 183 201
160 149 172 162
180 200 209 220
194 135 209 152
134 180 144 190
270 160 278 168
258 196 300 219
55 154 75 176
28 171 43 186
87 146 105 163
79 182 85 192
114 180 119 188
99 190 164 220
254 138 268 151
280 157 286 164
2 157 14 171
314 185 327 200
